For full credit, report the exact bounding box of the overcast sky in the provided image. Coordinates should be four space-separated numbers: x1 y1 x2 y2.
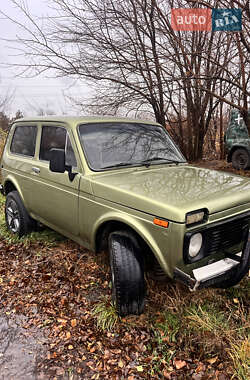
0 0 90 116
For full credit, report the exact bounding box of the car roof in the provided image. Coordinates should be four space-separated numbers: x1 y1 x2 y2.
13 115 161 127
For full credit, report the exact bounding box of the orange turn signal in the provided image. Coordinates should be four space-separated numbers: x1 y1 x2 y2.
153 218 169 228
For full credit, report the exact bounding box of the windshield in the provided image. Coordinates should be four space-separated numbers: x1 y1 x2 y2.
78 122 186 171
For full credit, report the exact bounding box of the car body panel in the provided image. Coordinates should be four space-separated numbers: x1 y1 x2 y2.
89 165 250 222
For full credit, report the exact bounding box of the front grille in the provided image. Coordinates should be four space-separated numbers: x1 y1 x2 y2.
183 212 250 264
205 217 248 255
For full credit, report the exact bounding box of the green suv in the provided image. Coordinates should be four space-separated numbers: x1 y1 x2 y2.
1 117 250 316
225 109 250 170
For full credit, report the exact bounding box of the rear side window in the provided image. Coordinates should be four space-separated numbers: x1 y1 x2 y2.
40 125 77 167
10 125 37 157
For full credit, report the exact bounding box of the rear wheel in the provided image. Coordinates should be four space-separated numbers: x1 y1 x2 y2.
109 231 146 316
232 148 250 170
5 191 35 237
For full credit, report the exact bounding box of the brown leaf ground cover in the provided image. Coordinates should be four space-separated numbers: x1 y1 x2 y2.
0 161 249 379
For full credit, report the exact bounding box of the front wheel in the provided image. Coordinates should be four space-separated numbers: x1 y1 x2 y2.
109 231 146 316
5 191 35 237
232 148 250 170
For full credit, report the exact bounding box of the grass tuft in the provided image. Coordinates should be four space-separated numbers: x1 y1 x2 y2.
154 310 180 343
229 339 250 380
186 304 228 333
92 297 119 331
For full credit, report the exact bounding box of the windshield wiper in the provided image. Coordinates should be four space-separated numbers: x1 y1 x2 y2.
140 157 184 167
101 158 184 170
101 162 134 169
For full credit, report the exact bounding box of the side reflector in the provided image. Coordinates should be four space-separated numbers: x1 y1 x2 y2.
153 218 169 228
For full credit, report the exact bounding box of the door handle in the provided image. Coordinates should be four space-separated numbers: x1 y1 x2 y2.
32 167 40 174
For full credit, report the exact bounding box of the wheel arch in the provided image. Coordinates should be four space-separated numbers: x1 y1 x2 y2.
2 176 25 204
93 213 161 270
227 145 250 162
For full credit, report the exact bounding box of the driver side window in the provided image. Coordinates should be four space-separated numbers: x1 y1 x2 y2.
39 125 77 167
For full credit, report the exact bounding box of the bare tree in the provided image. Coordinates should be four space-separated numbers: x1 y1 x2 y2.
2 0 250 159
0 77 14 114
184 0 250 130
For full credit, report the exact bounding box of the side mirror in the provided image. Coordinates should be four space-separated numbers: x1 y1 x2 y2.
49 148 66 173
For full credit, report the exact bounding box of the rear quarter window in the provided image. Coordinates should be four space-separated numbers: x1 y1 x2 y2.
10 125 37 157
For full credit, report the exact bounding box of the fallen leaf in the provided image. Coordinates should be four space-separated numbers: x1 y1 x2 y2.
66 331 71 339
86 361 94 368
57 318 67 324
233 298 239 304
111 349 121 354
174 359 187 370
136 365 144 372
162 336 170 343
57 318 67 326
207 356 218 364
196 363 205 373
68 345 74 350
103 350 111 359
163 370 171 379
118 359 124 368
71 319 77 327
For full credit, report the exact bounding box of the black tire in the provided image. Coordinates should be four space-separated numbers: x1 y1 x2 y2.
232 148 250 170
5 191 35 237
109 231 146 316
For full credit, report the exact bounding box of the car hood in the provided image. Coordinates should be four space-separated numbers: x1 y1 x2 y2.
90 165 250 222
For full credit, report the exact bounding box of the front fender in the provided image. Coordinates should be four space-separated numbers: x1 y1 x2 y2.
92 211 169 274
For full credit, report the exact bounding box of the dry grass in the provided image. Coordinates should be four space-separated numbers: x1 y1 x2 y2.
229 339 250 380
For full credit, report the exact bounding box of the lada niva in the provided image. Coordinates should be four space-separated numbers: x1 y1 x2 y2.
1 117 249 315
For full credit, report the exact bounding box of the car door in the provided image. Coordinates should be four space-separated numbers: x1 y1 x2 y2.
28 124 80 236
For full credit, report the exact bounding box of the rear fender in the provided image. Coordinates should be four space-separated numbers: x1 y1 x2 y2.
2 175 26 206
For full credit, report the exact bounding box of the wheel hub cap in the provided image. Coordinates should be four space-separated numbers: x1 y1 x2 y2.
6 202 20 233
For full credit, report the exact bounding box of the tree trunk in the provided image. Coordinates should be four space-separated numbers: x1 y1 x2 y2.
219 102 224 159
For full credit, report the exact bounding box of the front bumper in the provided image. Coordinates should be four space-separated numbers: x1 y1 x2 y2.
174 229 250 290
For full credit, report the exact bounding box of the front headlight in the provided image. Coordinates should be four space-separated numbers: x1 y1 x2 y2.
189 233 203 258
186 209 207 226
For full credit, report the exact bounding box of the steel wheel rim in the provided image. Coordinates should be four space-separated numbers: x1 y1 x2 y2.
6 200 20 233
